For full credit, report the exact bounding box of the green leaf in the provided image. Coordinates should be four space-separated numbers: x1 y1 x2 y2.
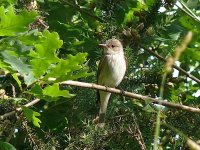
0 58 11 71
28 83 74 102
29 30 63 78
29 58 52 79
35 30 63 60
0 6 37 36
44 53 92 81
179 15 200 31
12 73 22 90
1 51 35 85
18 30 41 45
0 141 16 150
22 107 41 127
0 0 16 6
123 9 136 24
181 48 200 61
28 84 43 97
43 83 74 98
142 104 157 113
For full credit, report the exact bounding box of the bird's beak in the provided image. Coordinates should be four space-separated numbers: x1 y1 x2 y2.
98 43 107 48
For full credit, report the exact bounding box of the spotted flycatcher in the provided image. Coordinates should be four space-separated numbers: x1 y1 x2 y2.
97 39 127 127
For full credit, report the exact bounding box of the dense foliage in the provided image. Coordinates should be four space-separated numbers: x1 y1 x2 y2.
0 0 199 149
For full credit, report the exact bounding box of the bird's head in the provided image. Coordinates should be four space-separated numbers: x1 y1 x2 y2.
99 39 123 55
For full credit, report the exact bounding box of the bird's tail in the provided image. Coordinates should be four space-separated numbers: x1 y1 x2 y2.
98 91 111 124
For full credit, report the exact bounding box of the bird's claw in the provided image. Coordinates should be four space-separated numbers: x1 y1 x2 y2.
105 85 108 92
120 88 125 95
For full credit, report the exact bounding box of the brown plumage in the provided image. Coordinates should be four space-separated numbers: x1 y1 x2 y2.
96 39 127 127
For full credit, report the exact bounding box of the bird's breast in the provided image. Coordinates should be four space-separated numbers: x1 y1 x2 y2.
98 53 126 87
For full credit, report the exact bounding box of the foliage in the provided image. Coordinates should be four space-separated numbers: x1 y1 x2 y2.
0 0 200 149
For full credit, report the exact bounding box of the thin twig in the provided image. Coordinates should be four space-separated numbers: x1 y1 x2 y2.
176 0 200 23
23 121 36 148
0 99 40 120
10 83 16 98
126 114 147 150
60 80 200 113
141 46 200 84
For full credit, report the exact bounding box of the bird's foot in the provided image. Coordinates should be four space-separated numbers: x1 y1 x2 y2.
93 116 99 124
119 88 125 95
105 85 109 92
93 113 106 128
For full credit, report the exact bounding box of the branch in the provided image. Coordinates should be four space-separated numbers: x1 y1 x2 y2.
141 46 200 84
1 80 200 120
176 0 200 23
0 99 40 120
61 80 200 113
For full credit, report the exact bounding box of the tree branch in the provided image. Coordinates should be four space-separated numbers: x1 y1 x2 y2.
176 0 200 23
61 80 200 113
0 99 40 120
1 79 200 120
141 46 200 84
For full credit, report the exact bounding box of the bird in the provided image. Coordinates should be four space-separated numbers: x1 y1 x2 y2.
96 38 127 127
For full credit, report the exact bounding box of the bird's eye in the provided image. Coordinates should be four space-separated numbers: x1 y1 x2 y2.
111 45 115 48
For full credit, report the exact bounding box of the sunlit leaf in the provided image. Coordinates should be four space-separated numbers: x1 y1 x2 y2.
12 73 22 90
0 6 37 36
0 141 16 150
44 53 90 80
1 51 35 85
22 106 41 127
29 30 63 78
43 83 74 98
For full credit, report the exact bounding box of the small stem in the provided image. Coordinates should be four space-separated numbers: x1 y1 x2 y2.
153 73 167 150
159 73 167 99
0 99 40 120
141 46 200 84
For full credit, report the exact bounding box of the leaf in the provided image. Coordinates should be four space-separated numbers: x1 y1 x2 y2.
142 104 157 113
28 84 43 97
123 9 136 24
0 58 11 71
0 0 16 6
35 31 63 60
44 53 92 81
181 48 200 62
1 51 35 85
0 141 16 150
132 100 143 107
0 6 37 36
28 83 74 102
22 107 41 127
43 83 74 98
168 32 181 40
18 30 41 46
29 58 52 79
12 73 22 90
29 30 63 78
179 15 200 31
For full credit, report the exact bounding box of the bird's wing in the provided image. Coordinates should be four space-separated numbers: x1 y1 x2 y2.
125 56 128 75
96 55 107 103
